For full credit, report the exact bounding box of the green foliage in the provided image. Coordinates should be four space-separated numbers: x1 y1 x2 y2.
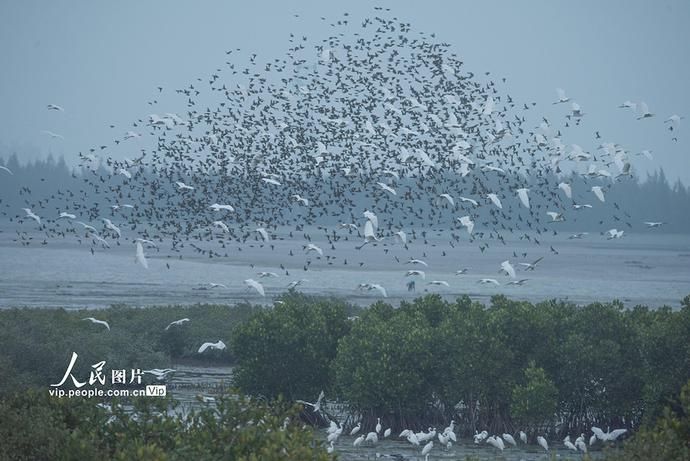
0 389 333 461
231 292 355 401
511 362 558 427
0 303 260 395
604 380 690 461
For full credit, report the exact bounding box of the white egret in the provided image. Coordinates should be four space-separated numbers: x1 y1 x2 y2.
592 186 605 202
377 182 397 195
427 280 449 287
500 260 516 278
0 166 13 175
212 221 229 233
558 182 572 199
47 104 64 111
209 203 234 212
58 212 76 219
291 194 309 206
102 218 121 238
546 211 565 222
255 227 270 242
165 318 190 330
296 390 325 412
553 88 570 104
537 436 549 451
487 193 503 209
304 243 323 256
394 230 407 244
198 340 226 353
353 434 365 447
365 431 379 445
519 256 544 271
636 102 654 120
519 431 527 444
82 317 110 330
439 193 455 207
406 258 428 267
421 440 433 456
459 196 478 206
458 215 474 235
244 279 265 296
516 188 530 209
478 278 500 285
644 221 664 228
175 181 194 191
406 270 426 279
135 241 148 269
21 208 41 224
350 423 361 436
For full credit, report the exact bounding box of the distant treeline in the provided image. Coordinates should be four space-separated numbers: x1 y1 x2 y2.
1 153 689 233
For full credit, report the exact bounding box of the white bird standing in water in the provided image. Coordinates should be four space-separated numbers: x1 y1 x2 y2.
537 436 549 452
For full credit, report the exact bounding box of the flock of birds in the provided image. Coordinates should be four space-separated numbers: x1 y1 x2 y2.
3 8 682 300
301 390 627 459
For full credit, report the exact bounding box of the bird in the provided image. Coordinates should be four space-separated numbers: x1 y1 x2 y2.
519 431 527 444
487 193 503 209
458 216 474 235
244 279 265 296
21 208 41 224
209 203 235 212
553 88 570 104
519 256 543 271
82 317 110 330
175 181 195 191
41 130 64 139
0 166 12 175
135 241 148 269
644 221 664 228
165 318 190 330
350 423 361 436
296 390 325 412
591 186 606 203
353 434 365 447
502 433 517 447
537 435 549 451
47 104 64 111
198 340 226 353
500 260 516 278
478 278 500 285
516 188 530 209
636 101 654 120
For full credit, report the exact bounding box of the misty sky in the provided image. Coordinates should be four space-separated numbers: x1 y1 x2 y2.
1 0 688 184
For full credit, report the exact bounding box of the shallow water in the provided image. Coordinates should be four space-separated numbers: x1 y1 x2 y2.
1 227 688 309
165 365 605 461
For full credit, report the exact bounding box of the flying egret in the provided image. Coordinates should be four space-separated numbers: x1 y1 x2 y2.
304 243 324 256
459 196 478 206
546 211 565 222
255 227 270 242
291 194 309 206
644 221 664 228
135 241 148 269
406 258 428 267
478 278 500 285
165 318 190 330
500 260 516 278
47 104 64 111
394 230 407 244
58 212 76 219
175 181 194 191
487 193 503 209
553 88 570 104
209 203 235 212
458 216 474 235
558 182 572 199
636 102 654 120
439 193 455 207
102 218 121 238
377 182 397 195
198 340 226 353
592 186 605 202
82 317 110 330
519 256 544 271
21 208 41 224
0 166 12 175
516 188 530 209
363 210 378 229
244 279 265 296
406 270 426 279
427 280 449 287
296 390 325 412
